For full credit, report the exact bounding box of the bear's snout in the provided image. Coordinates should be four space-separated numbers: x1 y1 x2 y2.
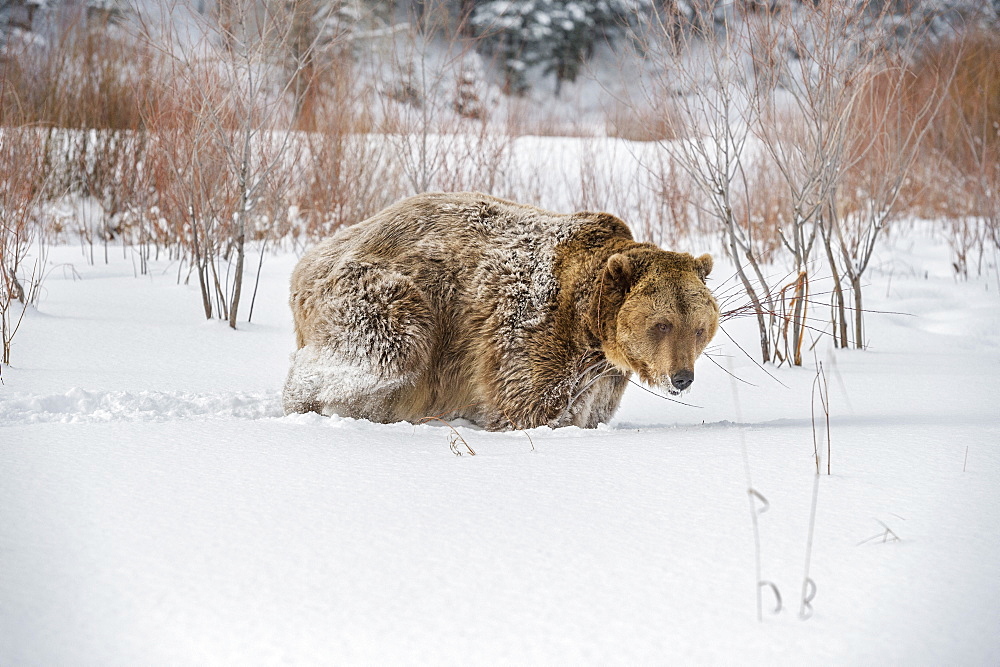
671 369 694 391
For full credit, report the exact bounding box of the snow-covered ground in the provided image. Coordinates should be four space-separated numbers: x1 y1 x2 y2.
2 229 999 664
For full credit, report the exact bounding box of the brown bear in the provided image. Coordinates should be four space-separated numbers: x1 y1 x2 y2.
283 192 718 430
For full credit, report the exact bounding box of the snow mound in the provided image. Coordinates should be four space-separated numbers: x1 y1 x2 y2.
0 388 283 425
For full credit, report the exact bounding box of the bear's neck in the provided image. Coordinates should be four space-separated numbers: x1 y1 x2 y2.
558 237 639 351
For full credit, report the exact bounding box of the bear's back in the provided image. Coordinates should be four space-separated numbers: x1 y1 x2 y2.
293 192 586 301
343 192 581 259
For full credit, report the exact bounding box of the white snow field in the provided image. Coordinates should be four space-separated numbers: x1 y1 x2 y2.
2 230 999 665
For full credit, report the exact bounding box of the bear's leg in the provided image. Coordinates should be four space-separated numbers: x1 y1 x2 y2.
282 344 418 420
579 374 629 428
282 261 434 422
537 367 628 429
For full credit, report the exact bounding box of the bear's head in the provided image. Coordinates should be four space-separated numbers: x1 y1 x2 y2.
596 246 719 394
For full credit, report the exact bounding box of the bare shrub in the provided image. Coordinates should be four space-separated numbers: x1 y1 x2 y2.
911 29 1000 275
378 20 473 194
729 155 787 264
0 8 177 269
827 29 998 284
0 9 161 131
827 40 956 347
134 0 330 327
626 0 960 361
641 152 700 248
434 121 514 194
505 97 597 138
0 129 49 370
566 139 697 250
293 102 404 241
604 94 682 143
745 0 903 360
921 29 1000 209
138 61 234 310
572 138 616 213
372 21 521 200
281 34 396 240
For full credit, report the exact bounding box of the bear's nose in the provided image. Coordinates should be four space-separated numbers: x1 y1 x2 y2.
671 370 694 391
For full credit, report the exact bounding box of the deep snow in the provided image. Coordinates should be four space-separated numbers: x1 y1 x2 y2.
2 230 999 664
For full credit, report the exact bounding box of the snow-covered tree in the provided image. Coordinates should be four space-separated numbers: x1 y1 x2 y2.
471 0 547 94
454 52 489 118
472 0 651 95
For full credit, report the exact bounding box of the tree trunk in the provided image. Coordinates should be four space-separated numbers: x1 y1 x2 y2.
229 224 245 330
852 274 864 349
288 0 317 128
791 271 807 366
821 222 848 348
460 0 476 36
217 0 235 52
7 267 25 304
190 209 212 320
728 224 770 363
2 307 9 365
229 153 250 330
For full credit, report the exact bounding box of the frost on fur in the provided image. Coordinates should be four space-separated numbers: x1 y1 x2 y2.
283 345 416 420
282 192 718 430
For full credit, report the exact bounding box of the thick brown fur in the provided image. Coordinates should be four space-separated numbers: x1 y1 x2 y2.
283 192 719 430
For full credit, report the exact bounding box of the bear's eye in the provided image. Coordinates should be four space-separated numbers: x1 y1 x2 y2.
696 328 705 338
655 322 672 334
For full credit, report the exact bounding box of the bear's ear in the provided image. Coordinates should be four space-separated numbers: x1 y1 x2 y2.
694 253 713 283
606 253 634 285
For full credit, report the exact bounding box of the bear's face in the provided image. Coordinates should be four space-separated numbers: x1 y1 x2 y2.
600 249 719 394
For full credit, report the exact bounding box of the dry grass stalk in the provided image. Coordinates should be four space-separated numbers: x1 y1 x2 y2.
419 413 477 456
501 409 535 452
811 359 830 475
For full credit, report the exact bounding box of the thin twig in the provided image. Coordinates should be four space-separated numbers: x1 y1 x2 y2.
718 325 789 389
626 378 702 408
